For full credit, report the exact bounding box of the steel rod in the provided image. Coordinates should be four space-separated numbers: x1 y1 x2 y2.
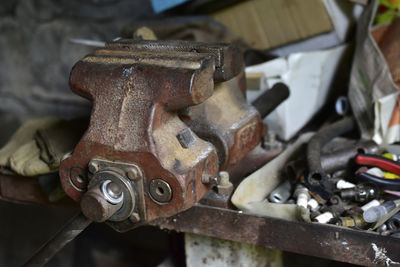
22 212 91 267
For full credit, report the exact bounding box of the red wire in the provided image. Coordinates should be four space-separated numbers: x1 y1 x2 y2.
355 154 400 176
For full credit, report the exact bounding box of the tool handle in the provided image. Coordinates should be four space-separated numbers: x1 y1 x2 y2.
251 82 290 119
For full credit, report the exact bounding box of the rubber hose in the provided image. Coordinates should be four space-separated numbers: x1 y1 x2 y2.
251 82 290 119
307 117 356 175
306 117 357 201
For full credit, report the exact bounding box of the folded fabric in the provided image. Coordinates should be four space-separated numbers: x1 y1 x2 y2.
231 133 313 222
35 118 88 170
0 117 87 176
9 140 53 176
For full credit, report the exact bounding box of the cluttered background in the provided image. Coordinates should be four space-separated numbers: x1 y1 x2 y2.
0 0 399 266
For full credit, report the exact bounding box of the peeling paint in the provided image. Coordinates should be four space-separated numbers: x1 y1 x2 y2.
371 243 400 266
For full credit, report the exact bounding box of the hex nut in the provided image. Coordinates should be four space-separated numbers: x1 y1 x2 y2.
81 186 123 223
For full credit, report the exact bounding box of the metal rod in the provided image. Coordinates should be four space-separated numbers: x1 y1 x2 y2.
22 212 92 267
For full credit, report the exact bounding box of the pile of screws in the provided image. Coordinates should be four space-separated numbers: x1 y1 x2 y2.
268 143 400 237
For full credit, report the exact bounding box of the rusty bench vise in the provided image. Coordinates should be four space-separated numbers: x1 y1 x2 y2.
59 39 263 231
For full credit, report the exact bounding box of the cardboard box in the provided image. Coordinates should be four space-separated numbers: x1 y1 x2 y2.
212 0 333 50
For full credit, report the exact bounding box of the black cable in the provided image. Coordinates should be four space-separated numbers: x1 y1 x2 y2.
22 212 92 267
356 172 400 191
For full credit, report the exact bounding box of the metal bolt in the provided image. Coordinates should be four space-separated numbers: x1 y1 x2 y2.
127 167 140 180
129 213 141 223
81 180 124 222
219 171 230 185
263 131 283 151
217 171 233 196
202 174 221 185
340 184 378 202
294 184 310 208
88 161 99 174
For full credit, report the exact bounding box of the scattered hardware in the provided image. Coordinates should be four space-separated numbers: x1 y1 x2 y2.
262 116 400 237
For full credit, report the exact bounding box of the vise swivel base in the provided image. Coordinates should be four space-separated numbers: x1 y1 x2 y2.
59 39 263 231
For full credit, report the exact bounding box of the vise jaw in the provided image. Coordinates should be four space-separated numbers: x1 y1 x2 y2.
59 39 262 231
